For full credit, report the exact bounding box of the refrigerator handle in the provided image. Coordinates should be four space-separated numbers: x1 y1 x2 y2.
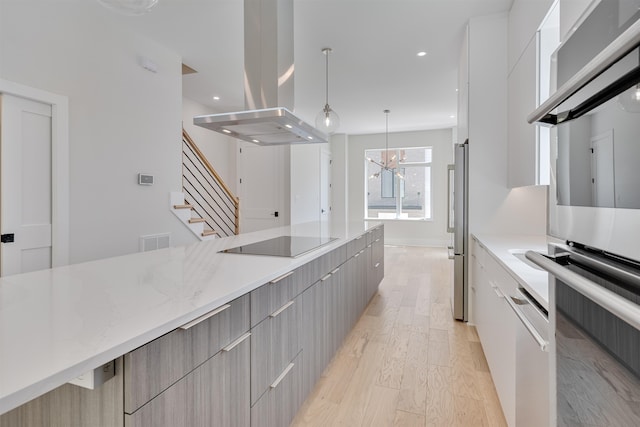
447 164 454 233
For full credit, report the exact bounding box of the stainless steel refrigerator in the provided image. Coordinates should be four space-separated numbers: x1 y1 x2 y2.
448 140 468 321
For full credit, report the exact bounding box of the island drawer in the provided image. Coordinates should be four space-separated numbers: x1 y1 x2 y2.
251 294 302 405
347 233 367 258
125 333 250 427
250 351 303 427
123 294 250 414
251 268 299 327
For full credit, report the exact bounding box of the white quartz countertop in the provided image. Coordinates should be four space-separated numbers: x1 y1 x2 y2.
0 221 380 415
472 234 562 310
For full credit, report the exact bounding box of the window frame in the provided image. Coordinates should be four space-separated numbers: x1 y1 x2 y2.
364 146 433 221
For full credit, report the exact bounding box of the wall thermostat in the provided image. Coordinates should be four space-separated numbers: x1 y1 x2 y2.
138 173 154 185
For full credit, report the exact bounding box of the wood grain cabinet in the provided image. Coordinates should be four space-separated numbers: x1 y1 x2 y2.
251 294 302 405
250 351 304 427
0 226 384 427
123 294 250 414
125 333 251 427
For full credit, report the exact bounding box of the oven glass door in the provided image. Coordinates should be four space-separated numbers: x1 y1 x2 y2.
553 262 640 426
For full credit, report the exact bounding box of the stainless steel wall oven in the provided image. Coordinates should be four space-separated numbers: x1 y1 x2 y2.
528 1 640 425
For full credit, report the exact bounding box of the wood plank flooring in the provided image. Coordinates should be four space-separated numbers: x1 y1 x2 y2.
291 246 507 427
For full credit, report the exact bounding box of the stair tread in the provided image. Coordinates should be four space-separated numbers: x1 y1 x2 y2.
189 218 206 223
173 204 193 209
201 230 218 237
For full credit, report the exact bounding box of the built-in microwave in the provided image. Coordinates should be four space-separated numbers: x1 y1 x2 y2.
530 0 640 262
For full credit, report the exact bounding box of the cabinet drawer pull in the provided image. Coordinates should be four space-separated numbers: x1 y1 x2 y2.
354 253 360 258
270 363 295 389
330 267 340 274
179 304 231 330
375 238 380 242
355 235 363 240
270 300 295 318
375 262 380 268
270 271 294 284
321 273 332 282
222 332 251 352
490 282 504 298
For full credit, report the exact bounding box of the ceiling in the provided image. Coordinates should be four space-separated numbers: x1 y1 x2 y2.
117 0 514 135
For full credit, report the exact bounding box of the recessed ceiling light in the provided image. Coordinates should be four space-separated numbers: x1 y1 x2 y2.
455 88 459 92
213 96 220 100
222 129 231 134
285 124 293 129
417 51 427 57
450 115 455 119
252 139 260 143
307 136 313 140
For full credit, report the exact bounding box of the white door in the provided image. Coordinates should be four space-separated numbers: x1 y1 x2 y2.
238 143 286 233
320 150 331 233
0 94 53 276
590 130 615 208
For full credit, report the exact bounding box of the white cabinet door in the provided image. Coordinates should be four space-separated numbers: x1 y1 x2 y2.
473 246 517 427
507 34 538 188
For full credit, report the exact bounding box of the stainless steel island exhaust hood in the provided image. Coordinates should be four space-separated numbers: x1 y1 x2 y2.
194 0 328 146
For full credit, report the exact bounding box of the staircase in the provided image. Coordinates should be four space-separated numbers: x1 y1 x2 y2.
171 129 240 240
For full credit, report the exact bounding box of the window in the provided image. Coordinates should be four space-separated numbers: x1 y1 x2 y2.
365 147 432 220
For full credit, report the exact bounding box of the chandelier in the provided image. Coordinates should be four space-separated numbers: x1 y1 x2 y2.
367 110 404 180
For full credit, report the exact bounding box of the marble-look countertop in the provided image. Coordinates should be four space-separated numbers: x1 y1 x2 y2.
472 234 563 310
0 221 380 415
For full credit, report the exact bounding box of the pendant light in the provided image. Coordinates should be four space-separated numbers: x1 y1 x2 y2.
367 110 404 179
618 84 640 113
315 48 340 134
97 0 159 16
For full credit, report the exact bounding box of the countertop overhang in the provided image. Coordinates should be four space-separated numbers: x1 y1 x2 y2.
0 221 380 415
472 233 562 309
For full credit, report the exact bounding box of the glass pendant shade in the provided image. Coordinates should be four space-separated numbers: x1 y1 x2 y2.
97 0 159 16
317 47 340 134
617 84 640 113
315 105 340 134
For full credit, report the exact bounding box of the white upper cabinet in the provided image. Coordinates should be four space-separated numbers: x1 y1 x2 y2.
508 34 539 188
457 25 470 144
507 0 556 188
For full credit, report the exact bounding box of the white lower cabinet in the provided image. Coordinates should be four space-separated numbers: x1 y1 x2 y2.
472 237 550 427
471 240 516 427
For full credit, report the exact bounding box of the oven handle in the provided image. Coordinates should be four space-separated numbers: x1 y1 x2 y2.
527 18 640 124
526 251 640 332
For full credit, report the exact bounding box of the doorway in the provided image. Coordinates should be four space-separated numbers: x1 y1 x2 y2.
0 79 69 275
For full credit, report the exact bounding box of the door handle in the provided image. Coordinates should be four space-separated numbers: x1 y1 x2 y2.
270 211 279 217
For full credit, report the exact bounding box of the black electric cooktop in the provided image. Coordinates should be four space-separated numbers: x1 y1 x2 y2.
221 236 336 258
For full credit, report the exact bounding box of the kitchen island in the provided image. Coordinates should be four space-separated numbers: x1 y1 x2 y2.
0 221 384 427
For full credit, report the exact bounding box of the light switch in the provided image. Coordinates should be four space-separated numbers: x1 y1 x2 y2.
138 173 154 185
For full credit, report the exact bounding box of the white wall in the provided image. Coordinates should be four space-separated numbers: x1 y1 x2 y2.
182 97 238 194
290 144 321 225
468 14 547 236
348 129 454 247
330 134 349 235
0 1 197 263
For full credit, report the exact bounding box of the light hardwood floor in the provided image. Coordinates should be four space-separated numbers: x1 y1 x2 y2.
291 246 507 427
